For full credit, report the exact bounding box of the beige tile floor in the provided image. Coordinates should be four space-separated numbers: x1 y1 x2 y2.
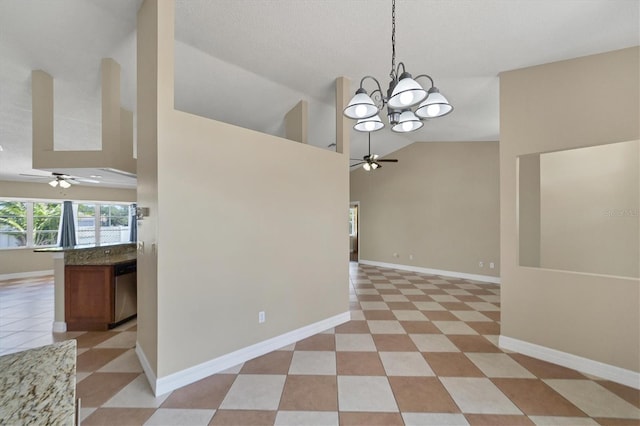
0 265 639 425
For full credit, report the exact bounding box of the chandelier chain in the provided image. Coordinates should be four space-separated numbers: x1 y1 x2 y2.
390 0 396 80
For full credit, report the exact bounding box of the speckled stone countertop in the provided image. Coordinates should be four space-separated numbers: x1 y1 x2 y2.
62 243 136 266
34 241 134 253
67 252 137 266
0 340 76 425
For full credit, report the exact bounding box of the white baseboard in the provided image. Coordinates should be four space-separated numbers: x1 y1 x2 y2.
499 335 640 389
141 311 351 396
0 269 54 281
52 321 67 333
359 260 500 284
136 343 158 395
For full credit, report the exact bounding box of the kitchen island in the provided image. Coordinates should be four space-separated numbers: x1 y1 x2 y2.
35 243 137 332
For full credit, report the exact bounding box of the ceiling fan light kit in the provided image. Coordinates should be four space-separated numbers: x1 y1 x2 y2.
49 176 72 188
343 0 453 133
20 171 99 188
351 133 399 172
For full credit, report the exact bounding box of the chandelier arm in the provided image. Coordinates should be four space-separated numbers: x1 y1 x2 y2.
414 74 435 89
369 88 385 110
359 75 384 93
394 62 407 80
360 76 386 109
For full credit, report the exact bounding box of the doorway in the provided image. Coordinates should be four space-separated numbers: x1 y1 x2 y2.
349 203 359 262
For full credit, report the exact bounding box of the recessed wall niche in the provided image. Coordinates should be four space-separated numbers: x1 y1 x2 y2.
518 140 639 278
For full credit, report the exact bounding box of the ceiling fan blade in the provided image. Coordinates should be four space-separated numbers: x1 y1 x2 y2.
350 162 365 167
52 172 99 184
19 173 51 179
377 159 399 162
70 177 100 184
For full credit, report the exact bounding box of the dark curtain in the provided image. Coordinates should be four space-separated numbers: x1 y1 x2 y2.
59 200 76 247
129 203 137 242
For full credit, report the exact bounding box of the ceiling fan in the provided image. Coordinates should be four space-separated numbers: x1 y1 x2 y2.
350 132 398 171
19 172 99 188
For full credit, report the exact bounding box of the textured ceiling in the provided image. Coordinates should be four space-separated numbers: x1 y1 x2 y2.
0 0 638 188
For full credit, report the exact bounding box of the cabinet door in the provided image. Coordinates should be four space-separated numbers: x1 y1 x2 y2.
65 266 113 330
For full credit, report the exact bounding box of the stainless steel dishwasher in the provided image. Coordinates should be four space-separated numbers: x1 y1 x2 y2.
112 261 137 326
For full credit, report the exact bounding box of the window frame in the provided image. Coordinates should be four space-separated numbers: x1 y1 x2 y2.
349 207 357 237
32 201 63 247
0 198 134 250
0 200 29 249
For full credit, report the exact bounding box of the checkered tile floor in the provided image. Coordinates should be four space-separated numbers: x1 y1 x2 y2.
1 264 639 425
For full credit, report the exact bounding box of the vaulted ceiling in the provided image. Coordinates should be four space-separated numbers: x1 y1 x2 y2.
0 0 638 187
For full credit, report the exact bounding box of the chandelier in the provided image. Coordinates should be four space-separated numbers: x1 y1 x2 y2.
343 0 453 133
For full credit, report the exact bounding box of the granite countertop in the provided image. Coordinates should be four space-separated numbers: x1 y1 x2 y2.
34 242 135 253
38 242 137 266
67 252 137 266
0 340 76 425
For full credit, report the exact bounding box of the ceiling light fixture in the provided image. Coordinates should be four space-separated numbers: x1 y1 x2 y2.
343 0 453 133
49 176 72 189
350 132 400 171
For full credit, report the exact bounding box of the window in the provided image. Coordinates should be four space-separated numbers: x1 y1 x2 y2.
99 204 130 244
0 201 27 248
349 207 357 237
77 203 96 245
0 199 134 249
33 202 62 247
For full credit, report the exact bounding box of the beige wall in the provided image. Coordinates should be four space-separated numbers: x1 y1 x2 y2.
32 61 136 175
350 141 500 277
138 0 349 380
539 141 639 277
517 154 540 267
284 100 308 144
0 249 53 276
0 180 135 276
500 47 640 372
136 0 161 374
157 112 349 377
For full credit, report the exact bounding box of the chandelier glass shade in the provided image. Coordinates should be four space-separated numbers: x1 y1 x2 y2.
392 110 423 133
354 114 384 132
343 0 453 133
343 89 378 120
415 87 453 118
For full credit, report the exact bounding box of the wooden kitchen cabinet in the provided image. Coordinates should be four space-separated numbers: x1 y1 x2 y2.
65 265 114 331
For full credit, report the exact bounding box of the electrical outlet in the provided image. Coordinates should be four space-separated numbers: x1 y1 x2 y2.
409 254 414 260
258 311 266 323
478 261 484 268
393 253 399 258
489 262 495 269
